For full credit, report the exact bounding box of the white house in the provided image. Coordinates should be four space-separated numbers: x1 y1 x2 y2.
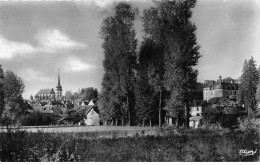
189 100 207 128
83 105 100 126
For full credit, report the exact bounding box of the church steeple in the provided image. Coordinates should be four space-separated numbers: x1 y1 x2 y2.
55 70 62 101
58 71 61 86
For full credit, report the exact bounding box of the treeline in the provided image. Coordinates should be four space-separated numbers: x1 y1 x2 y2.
99 0 201 127
64 87 98 101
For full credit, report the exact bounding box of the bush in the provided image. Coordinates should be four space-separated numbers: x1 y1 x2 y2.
19 113 60 126
238 117 260 132
219 115 238 129
0 130 81 162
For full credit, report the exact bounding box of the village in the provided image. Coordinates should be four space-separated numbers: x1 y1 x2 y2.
0 0 260 162
23 71 253 129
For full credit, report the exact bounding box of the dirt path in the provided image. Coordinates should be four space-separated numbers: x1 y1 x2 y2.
18 126 160 133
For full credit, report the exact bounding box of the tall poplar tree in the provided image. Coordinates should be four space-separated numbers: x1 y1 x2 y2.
141 7 166 127
159 0 201 128
238 57 259 118
99 3 138 126
135 39 160 126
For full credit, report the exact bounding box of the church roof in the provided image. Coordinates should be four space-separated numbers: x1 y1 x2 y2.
35 88 55 96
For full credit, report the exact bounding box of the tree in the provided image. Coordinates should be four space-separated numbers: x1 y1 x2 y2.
0 65 4 118
1 70 25 126
80 87 98 101
238 57 259 118
159 0 201 128
223 77 233 83
65 90 74 100
135 39 158 126
141 7 165 127
99 3 138 126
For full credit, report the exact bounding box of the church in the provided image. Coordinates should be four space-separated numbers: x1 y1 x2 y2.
34 72 63 101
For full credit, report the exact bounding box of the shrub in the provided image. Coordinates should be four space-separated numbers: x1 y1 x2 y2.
19 113 59 126
238 117 260 132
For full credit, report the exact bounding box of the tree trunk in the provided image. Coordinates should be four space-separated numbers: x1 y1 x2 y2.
142 119 145 127
184 102 189 129
176 115 179 129
159 87 162 127
149 118 152 127
116 118 118 126
111 119 114 126
121 116 124 126
127 95 131 126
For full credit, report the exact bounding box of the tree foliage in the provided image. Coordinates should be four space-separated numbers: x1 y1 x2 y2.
99 3 138 125
135 39 159 126
1 70 26 125
0 65 4 118
80 87 98 101
158 0 201 128
238 57 259 117
64 88 98 101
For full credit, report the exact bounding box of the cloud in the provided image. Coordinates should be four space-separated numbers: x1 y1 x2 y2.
0 36 35 60
83 0 116 8
35 29 86 53
0 29 86 60
64 58 96 72
19 68 54 82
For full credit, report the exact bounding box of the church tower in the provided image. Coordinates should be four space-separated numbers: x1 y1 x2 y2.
55 72 62 101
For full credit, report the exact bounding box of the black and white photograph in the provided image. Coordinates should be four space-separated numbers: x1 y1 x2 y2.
0 0 259 162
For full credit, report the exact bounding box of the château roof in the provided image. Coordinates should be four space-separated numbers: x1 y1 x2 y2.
206 82 239 90
204 76 239 90
190 100 208 107
35 88 55 96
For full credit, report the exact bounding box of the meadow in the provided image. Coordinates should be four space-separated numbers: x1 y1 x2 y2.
0 127 259 162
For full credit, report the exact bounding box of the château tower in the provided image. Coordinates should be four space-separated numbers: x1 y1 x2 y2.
55 72 62 100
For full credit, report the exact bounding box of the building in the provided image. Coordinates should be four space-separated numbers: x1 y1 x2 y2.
35 88 55 101
55 72 62 101
189 100 208 128
203 76 239 101
84 105 100 126
34 72 63 101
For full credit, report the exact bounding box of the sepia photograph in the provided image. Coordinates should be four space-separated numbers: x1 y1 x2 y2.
0 0 259 162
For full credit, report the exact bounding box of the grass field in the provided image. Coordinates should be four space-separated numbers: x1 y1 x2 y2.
1 128 259 162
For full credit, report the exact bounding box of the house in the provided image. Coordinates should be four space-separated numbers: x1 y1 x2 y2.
189 100 208 128
203 76 239 101
83 105 100 126
80 100 89 107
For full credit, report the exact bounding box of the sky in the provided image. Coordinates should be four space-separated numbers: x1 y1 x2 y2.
0 0 260 99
